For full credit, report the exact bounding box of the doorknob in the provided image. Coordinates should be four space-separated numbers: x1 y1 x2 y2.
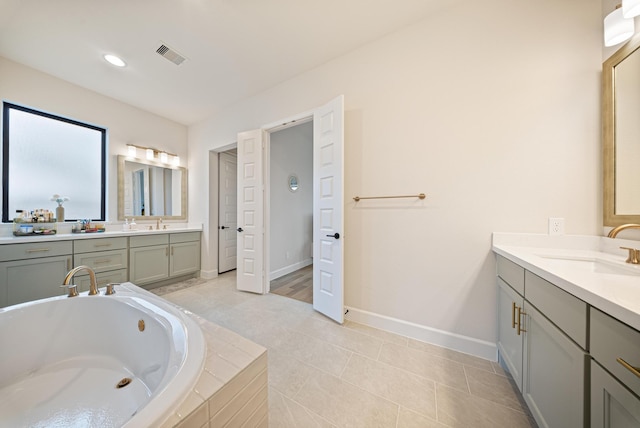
237 227 244 232
326 233 340 239
220 225 227 230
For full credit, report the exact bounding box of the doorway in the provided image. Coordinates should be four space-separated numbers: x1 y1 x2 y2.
218 149 238 274
235 95 344 323
268 122 313 304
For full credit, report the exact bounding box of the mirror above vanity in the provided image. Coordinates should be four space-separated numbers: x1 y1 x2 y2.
603 34 640 226
117 155 187 221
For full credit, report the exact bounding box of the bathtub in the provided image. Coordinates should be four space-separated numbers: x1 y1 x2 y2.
0 283 205 427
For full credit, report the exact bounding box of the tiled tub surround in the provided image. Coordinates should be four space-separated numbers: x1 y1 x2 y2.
130 282 269 428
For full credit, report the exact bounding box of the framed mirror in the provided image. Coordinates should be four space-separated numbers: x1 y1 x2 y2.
603 34 640 226
117 155 187 220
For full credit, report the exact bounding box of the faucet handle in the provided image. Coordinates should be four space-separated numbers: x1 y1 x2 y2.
620 247 640 264
60 283 79 298
105 283 119 295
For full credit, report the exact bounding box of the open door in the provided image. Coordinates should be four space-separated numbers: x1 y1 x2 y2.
218 151 237 274
312 95 345 323
236 129 265 293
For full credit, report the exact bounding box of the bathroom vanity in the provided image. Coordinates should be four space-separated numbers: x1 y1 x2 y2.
0 227 201 308
493 233 640 428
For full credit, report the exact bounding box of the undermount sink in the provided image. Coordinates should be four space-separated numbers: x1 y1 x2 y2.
536 254 640 276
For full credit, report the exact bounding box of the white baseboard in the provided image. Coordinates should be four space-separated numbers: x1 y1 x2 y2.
200 269 218 280
269 259 312 281
344 306 497 361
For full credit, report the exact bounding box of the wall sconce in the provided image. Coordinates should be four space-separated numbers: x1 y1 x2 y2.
624 0 640 19
605 3 635 47
126 144 179 166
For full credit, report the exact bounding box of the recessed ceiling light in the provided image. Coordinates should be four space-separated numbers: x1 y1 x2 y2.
103 54 126 67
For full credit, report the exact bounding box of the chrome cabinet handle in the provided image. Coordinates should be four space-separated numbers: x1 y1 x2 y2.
617 357 640 379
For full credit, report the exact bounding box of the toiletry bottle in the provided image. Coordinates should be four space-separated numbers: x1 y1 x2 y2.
130 219 136 231
123 218 129 231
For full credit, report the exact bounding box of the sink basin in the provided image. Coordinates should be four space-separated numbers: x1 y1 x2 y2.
537 254 640 277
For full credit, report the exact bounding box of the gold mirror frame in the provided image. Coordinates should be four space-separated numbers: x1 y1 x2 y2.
603 34 640 226
117 155 188 221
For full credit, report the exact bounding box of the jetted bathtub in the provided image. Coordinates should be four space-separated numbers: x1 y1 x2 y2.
0 283 205 427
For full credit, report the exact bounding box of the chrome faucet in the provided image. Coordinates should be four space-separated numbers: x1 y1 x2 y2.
63 265 100 296
607 224 640 238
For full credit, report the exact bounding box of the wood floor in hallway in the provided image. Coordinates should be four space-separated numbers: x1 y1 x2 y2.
269 264 312 304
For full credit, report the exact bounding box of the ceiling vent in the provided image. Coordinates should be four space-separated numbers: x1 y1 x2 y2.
156 43 187 66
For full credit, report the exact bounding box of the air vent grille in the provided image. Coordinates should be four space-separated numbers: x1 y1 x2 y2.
156 43 187 66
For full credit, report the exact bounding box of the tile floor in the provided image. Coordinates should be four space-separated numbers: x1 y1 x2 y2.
152 272 537 428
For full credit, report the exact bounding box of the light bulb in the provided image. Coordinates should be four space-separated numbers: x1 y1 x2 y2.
127 145 137 157
604 6 635 47
146 149 154 160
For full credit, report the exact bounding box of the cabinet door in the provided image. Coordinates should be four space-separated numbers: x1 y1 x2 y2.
170 241 201 277
497 278 524 391
591 361 640 428
129 245 169 285
523 301 586 428
0 255 71 307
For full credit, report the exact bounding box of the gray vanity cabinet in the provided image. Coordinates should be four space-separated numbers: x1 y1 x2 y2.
496 255 587 428
522 300 587 428
591 308 640 428
169 232 201 277
73 237 128 292
0 241 72 307
129 234 170 285
129 232 201 286
497 277 524 390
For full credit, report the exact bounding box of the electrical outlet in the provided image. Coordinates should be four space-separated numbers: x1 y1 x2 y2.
548 217 565 235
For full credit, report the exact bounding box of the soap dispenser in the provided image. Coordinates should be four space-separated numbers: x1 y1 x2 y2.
123 218 129 231
129 218 137 231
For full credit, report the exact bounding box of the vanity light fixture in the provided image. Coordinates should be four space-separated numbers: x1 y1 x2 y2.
605 4 635 47
623 0 640 18
125 144 179 166
103 54 126 67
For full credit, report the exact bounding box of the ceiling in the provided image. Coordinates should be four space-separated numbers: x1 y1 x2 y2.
0 0 451 125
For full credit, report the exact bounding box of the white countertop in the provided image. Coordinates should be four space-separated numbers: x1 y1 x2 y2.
493 233 640 331
0 224 203 245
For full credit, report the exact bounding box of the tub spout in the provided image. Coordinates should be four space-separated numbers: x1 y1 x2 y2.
63 266 100 296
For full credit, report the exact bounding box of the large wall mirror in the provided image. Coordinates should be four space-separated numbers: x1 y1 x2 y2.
603 34 640 226
117 155 187 221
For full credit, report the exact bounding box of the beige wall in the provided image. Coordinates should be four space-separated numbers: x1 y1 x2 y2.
189 0 602 353
0 56 188 222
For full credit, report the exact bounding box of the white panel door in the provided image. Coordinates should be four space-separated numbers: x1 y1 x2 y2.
218 151 238 274
313 95 345 323
236 130 265 294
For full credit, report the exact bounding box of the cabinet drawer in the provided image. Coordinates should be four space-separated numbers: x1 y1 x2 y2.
130 234 169 248
74 237 127 253
170 232 200 244
591 308 640 398
73 249 128 274
524 271 587 349
0 241 72 262
496 255 524 295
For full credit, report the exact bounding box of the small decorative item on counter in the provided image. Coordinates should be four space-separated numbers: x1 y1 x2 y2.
12 219 57 236
50 194 69 222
